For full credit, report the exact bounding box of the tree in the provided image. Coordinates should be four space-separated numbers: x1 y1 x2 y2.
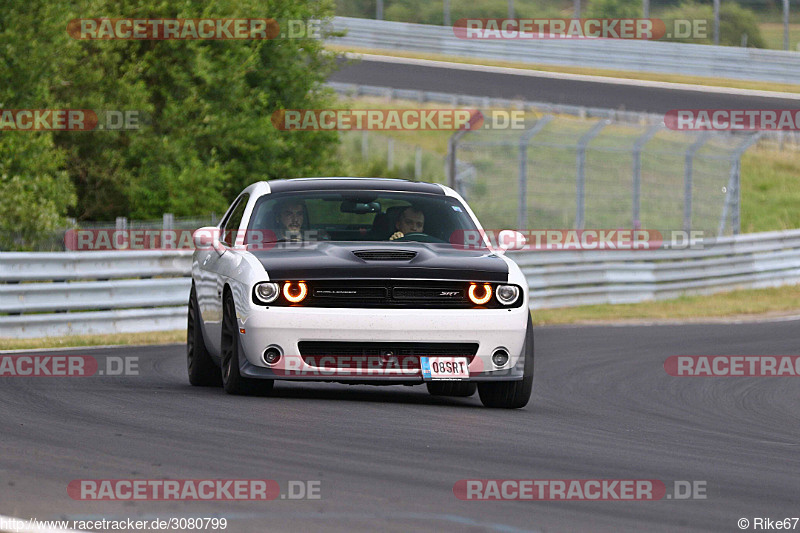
660 1 765 47
1 0 343 245
0 2 76 249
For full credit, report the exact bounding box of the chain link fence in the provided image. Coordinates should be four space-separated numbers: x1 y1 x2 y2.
448 116 761 237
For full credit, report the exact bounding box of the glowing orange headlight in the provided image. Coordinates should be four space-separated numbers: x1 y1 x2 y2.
468 283 492 305
283 281 308 303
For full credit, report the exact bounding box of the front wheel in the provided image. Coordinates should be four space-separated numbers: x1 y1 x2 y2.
221 292 274 396
477 315 534 409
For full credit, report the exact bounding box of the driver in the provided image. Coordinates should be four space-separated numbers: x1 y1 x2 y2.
275 199 305 241
389 206 424 241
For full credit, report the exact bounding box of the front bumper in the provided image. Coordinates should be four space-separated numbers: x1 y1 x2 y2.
236 306 529 382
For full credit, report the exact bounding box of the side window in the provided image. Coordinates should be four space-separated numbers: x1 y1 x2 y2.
221 194 249 246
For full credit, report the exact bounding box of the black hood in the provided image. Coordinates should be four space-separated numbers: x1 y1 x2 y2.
248 241 508 282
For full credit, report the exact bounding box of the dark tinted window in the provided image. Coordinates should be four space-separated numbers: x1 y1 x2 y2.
247 190 478 244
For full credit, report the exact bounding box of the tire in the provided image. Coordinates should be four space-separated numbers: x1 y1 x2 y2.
426 381 477 397
477 314 534 409
220 291 274 396
187 285 222 387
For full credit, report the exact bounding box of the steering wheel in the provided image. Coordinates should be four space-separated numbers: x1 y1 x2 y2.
395 232 445 243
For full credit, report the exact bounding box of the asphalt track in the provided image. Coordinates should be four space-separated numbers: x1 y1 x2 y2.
329 56 800 114
1 320 799 532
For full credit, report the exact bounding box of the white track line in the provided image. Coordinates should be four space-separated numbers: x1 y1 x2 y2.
0 514 85 533
0 343 181 354
542 313 800 328
347 52 800 100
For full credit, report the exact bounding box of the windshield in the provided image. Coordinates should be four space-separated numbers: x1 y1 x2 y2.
245 190 480 245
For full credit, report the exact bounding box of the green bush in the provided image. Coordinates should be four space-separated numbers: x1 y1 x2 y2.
659 1 765 48
584 0 640 19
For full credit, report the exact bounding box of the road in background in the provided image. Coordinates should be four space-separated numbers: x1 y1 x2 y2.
1 321 798 532
330 55 800 114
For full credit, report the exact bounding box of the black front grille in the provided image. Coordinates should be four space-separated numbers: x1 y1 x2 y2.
353 249 418 261
298 342 478 369
313 287 387 299
301 280 474 308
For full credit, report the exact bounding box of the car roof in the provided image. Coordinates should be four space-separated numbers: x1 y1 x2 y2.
265 177 445 195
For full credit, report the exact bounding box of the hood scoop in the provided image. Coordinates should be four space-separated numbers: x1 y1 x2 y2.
352 249 418 261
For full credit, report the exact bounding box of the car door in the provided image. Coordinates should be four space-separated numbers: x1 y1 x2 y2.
199 194 248 356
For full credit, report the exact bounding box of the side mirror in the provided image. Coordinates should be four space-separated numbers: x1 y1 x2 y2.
193 227 222 253
497 230 527 253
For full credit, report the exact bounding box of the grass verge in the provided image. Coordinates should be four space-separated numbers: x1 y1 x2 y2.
327 44 800 94
532 284 800 325
758 23 800 52
0 330 185 351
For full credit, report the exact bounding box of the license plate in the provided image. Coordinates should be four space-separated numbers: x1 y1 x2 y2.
421 357 470 381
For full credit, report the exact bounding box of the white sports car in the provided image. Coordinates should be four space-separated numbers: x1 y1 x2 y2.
187 177 533 408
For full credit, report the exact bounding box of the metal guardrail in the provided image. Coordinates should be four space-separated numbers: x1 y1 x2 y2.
0 251 192 338
329 17 800 85
3 229 800 338
519 229 800 308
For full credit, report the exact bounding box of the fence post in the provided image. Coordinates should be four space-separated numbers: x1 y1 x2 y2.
361 131 369 160
387 137 394 169
163 213 174 231
575 120 609 230
683 133 711 232
415 146 422 180
718 132 762 236
447 129 469 192
631 123 663 228
115 216 128 249
517 115 553 229
784 0 790 51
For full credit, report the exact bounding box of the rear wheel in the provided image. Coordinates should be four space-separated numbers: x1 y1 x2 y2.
221 291 274 396
478 315 534 409
426 381 477 397
187 286 222 387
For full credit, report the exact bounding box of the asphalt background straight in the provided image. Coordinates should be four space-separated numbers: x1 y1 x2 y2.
329 57 800 114
1 320 798 532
